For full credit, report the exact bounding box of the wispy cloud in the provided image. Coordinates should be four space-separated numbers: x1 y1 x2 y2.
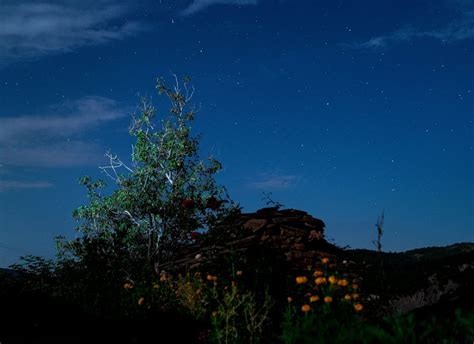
181 0 257 16
0 96 130 167
349 1 474 49
245 173 302 190
0 1 147 63
0 180 53 192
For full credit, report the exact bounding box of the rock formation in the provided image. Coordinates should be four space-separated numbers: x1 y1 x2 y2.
157 207 364 284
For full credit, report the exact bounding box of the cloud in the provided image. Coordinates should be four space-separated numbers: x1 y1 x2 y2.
0 180 53 192
0 96 130 168
349 1 474 49
0 1 147 63
181 0 257 16
245 173 301 190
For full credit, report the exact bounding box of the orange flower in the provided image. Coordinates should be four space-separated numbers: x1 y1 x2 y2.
287 297 293 303
138 297 145 306
344 294 352 301
313 270 324 277
354 303 363 312
123 282 134 289
352 283 359 290
315 277 327 285
236 270 243 276
324 296 333 303
301 304 311 312
160 275 167 282
338 279 349 287
328 276 338 284
321 257 330 264
207 274 214 281
309 295 320 303
296 276 308 284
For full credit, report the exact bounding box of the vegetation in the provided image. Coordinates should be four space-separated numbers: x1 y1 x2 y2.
1 76 473 343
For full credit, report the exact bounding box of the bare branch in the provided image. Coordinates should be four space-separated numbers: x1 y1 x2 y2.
99 151 134 184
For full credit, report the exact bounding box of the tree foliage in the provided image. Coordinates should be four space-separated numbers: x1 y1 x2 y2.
56 75 242 283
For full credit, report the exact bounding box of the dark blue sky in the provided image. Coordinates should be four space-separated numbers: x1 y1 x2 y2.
0 0 473 267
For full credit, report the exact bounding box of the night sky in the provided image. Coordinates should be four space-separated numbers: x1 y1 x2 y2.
0 0 473 267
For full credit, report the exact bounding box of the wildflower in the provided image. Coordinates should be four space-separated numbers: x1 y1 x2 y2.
160 275 167 282
301 304 311 312
194 272 201 278
352 283 359 290
123 282 134 290
321 257 330 264
212 276 218 282
328 276 338 284
315 277 327 285
212 311 218 317
207 274 214 281
313 270 324 277
138 297 145 306
152 283 160 289
296 276 308 284
354 303 363 312
344 294 352 301
352 293 360 300
309 295 320 303
287 297 293 303
196 288 202 295
338 279 349 287
324 296 333 303
236 270 243 276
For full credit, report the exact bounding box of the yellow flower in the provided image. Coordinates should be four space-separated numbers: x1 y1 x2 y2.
344 294 352 301
301 304 311 312
287 297 293 303
321 257 330 264
338 279 349 287
152 283 160 289
352 293 360 300
236 270 243 276
123 282 134 289
328 276 338 284
313 270 324 277
194 272 202 278
296 276 308 284
324 296 333 303
354 303 363 312
309 295 320 303
138 297 145 306
207 274 214 281
315 277 327 285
